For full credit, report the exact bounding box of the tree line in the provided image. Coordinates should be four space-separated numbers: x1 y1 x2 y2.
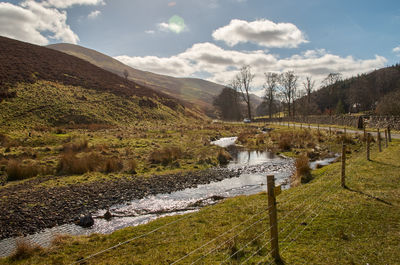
213 63 400 120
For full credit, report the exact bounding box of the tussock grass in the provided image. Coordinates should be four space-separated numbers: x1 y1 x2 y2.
148 147 183 166
6 160 40 181
9 239 43 261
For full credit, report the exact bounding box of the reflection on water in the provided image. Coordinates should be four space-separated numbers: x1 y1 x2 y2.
0 137 294 257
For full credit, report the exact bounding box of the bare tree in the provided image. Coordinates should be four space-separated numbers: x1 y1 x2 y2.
323 73 342 87
263 72 279 118
303 76 315 115
236 65 255 120
279 71 298 117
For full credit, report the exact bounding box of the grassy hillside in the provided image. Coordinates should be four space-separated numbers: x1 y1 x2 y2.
2 129 398 264
0 36 202 128
47 43 263 117
0 80 193 129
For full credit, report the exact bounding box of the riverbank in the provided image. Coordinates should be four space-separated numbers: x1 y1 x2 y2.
2 139 398 264
0 168 242 240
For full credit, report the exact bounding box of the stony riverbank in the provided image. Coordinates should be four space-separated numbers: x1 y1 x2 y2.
0 168 240 239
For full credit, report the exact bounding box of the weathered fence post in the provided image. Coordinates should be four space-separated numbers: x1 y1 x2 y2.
341 142 346 188
317 124 320 133
378 129 382 152
288 121 290 128
300 123 302 129
363 125 366 142
267 175 282 263
329 126 331 136
385 129 388 148
388 126 392 142
367 133 371 161
344 127 346 135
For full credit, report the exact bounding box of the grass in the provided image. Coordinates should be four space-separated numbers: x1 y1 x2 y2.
2 137 399 264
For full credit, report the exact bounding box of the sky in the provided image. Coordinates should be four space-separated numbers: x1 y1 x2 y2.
1 0 400 96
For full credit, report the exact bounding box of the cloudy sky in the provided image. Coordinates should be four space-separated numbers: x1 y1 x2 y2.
1 0 400 95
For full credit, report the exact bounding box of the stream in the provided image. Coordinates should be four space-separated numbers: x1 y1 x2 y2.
0 136 334 257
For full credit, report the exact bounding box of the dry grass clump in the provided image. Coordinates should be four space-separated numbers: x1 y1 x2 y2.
10 239 43 261
126 159 138 174
57 152 101 175
277 132 293 151
51 234 72 247
292 154 312 186
148 147 183 165
103 157 123 173
6 159 40 181
62 138 89 153
217 149 232 165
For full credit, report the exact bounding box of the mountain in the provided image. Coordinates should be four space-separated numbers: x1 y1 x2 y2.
47 43 262 117
0 36 203 128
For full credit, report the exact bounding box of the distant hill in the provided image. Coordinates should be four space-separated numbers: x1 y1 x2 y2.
47 43 262 117
295 64 400 115
0 36 203 128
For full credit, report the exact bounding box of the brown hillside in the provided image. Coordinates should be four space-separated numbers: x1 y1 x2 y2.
47 43 223 114
0 36 180 109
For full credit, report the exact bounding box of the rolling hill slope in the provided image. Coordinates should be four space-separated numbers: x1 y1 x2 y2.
47 43 262 117
0 36 202 128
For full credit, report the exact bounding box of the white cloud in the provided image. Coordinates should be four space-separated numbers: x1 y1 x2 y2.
0 1 79 45
88 10 101 19
212 19 308 48
42 0 105 9
115 42 386 89
145 30 155 34
393 45 400 55
157 15 187 34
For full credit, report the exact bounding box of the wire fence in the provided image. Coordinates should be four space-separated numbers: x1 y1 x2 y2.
70 123 389 265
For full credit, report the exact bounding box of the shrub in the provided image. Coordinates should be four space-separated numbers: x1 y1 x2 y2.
277 132 292 151
6 160 40 181
103 157 123 173
292 154 312 186
217 149 232 165
10 239 43 261
149 147 182 165
62 138 89 153
126 159 138 174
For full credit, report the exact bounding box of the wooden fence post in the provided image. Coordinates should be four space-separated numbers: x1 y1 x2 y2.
363 125 366 142
329 126 331 136
341 143 346 188
288 121 290 128
388 126 392 142
385 129 388 148
367 133 371 161
378 129 382 152
267 175 282 263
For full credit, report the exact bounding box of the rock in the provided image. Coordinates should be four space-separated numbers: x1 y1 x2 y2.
76 214 94 228
104 210 112 220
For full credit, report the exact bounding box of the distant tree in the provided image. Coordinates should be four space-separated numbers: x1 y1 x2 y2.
123 69 129 80
376 89 400 115
335 99 345 114
279 71 298 117
213 87 242 120
263 72 279 118
323 73 342 87
303 76 315 115
236 65 255 120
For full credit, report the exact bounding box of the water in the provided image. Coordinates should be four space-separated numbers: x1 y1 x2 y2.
0 137 294 257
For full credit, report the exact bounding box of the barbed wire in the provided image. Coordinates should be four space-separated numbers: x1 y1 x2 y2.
170 207 269 265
